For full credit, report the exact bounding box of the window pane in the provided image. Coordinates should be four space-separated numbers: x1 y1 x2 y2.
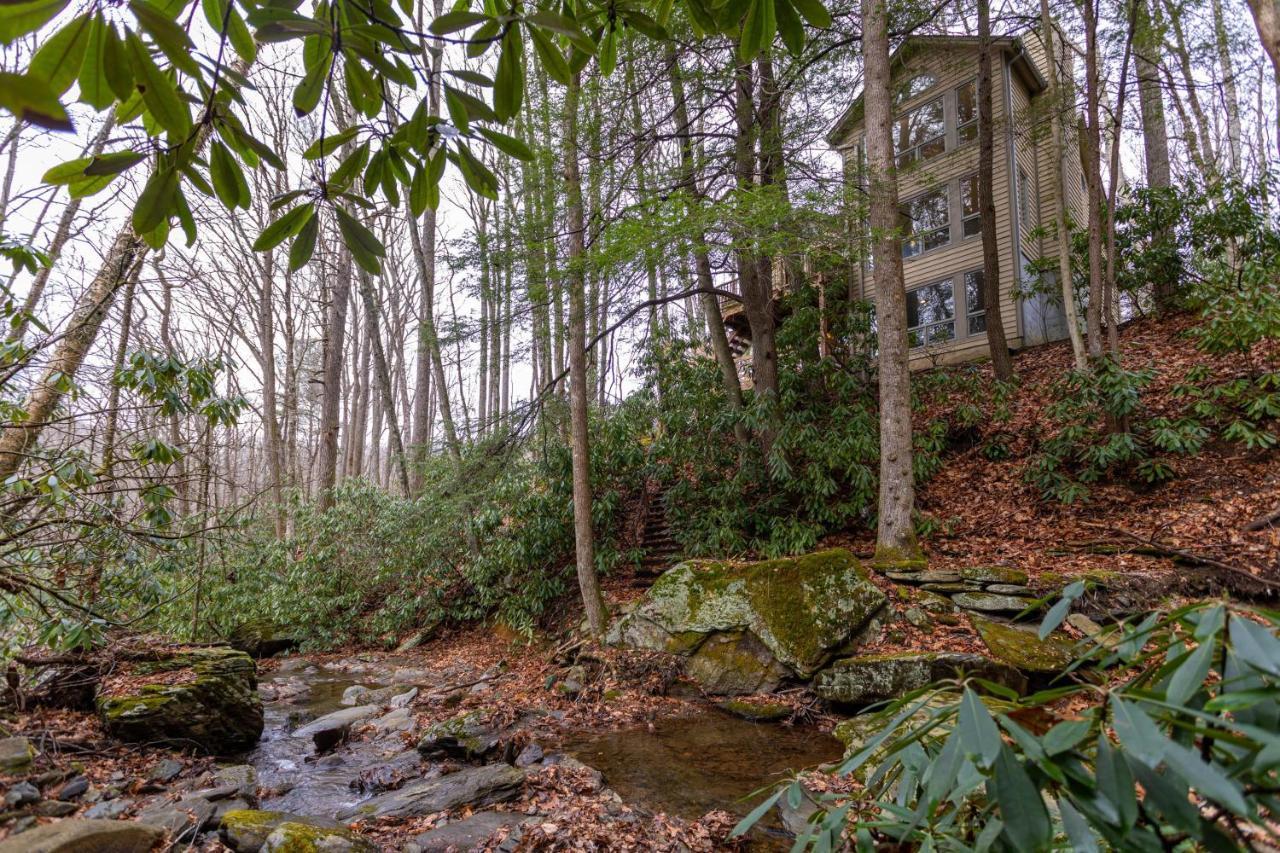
957 122 977 143
962 176 979 218
895 98 944 154
929 321 956 344
963 217 982 238
916 281 954 324
965 270 984 315
969 314 987 335
908 189 948 231
957 80 976 125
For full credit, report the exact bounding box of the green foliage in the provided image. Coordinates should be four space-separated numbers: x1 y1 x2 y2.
739 600 1280 851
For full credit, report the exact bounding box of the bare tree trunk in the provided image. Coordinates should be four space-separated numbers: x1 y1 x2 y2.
317 217 353 511
1080 0 1107 360
409 0 444 491
1211 0 1243 173
357 270 411 495
978 0 1013 381
564 70 607 638
1134 0 1177 311
99 261 142 480
407 210 462 461
864 0 922 568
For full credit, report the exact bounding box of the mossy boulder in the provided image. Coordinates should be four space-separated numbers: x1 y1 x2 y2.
97 647 263 753
814 651 1026 706
220 810 357 853
685 631 790 694
262 822 374 852
0 736 35 773
608 549 886 691
416 710 501 760
228 620 299 659
972 616 1078 673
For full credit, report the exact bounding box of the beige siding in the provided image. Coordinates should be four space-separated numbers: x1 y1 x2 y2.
838 41 1024 367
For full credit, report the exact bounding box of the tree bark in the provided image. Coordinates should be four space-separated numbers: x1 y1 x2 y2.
1080 0 1107 360
863 0 922 567
317 213 353 511
356 269 411 495
564 70 607 638
978 0 1013 381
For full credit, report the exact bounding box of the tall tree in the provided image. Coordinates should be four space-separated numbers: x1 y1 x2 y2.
564 69 607 637
863 0 922 568
977 0 1013 381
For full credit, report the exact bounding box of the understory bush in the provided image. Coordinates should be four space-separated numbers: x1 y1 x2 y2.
739 599 1280 851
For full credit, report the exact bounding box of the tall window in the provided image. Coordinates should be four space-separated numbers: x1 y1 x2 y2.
901 188 950 257
894 97 945 167
956 80 977 143
907 280 955 347
965 270 987 335
960 175 981 238
1019 167 1036 231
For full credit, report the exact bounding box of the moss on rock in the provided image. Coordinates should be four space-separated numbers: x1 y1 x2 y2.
972 616 1078 673
717 698 791 721
814 651 1026 706
959 565 1029 585
608 549 887 689
97 647 263 753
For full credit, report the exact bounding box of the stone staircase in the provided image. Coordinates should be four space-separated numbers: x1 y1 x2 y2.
637 488 681 577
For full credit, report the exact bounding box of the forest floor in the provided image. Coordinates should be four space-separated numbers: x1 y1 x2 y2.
1 312 1276 851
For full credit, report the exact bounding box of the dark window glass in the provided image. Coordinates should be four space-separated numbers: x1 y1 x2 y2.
901 188 950 257
961 175 981 237
894 97 945 166
907 280 955 347
957 80 977 143
965 270 986 335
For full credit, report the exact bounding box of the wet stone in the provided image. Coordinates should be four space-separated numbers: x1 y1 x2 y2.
336 764 525 820
4 781 39 806
55 776 88 800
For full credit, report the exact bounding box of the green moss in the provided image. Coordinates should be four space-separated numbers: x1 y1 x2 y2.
264 821 372 852
871 542 927 573
718 698 791 721
972 616 1077 673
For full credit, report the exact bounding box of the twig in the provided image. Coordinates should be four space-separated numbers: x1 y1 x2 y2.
1080 523 1280 593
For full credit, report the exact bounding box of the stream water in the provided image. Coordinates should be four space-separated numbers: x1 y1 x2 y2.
247 659 841 840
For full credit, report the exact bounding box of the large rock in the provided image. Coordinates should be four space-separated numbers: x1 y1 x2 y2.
417 711 502 760
972 616 1078 673
220 810 351 853
228 620 299 658
293 705 381 752
0 736 35 773
685 631 790 695
0 819 164 853
262 823 374 852
608 549 885 690
336 764 525 820
97 647 263 753
814 652 1026 706
952 592 1035 615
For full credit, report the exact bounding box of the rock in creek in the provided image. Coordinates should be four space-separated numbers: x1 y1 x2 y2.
136 796 217 841
336 764 525 820
417 710 502 760
292 705 381 752
228 620 299 659
220 809 357 853
96 647 263 753
814 651 1026 706
607 548 886 693
406 811 526 852
0 818 164 853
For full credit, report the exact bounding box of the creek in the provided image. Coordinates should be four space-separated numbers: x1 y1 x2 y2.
247 658 841 843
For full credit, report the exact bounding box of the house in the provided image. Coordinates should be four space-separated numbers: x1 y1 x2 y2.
827 29 1087 368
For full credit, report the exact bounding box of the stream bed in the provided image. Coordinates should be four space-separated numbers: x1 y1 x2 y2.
246 658 841 845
